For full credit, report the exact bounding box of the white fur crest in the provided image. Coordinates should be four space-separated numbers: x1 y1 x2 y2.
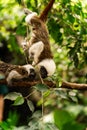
37 59 56 76
25 12 37 24
29 41 44 65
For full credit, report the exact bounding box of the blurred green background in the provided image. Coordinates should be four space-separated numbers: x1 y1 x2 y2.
0 0 87 129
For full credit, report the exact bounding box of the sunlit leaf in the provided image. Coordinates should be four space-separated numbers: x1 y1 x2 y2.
13 96 24 106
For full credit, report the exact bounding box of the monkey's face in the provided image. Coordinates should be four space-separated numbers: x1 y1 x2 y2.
22 64 36 81
25 13 48 40
31 18 48 39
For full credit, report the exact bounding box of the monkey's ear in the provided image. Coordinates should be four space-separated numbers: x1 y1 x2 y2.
39 0 55 22
30 17 42 27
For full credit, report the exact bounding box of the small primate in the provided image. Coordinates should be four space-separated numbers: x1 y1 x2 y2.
24 0 55 48
22 0 56 78
6 64 36 85
28 41 56 78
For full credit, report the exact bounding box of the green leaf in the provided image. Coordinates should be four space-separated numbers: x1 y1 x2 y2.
27 99 35 112
54 109 74 129
4 92 22 101
69 96 78 103
0 5 4 10
7 111 19 126
54 109 85 130
48 18 62 43
8 35 21 53
0 121 9 130
13 96 24 106
43 90 51 98
34 84 48 92
65 105 83 119
62 0 70 4
45 123 58 130
32 111 42 119
55 89 68 100
62 122 85 130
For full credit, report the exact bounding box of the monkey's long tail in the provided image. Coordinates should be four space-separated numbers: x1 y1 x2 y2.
39 0 55 22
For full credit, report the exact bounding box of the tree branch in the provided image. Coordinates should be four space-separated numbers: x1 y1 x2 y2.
0 61 87 90
61 81 87 90
0 79 56 88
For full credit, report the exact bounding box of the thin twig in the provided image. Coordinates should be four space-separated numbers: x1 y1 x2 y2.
41 92 44 118
24 90 37 99
41 91 44 130
39 72 44 84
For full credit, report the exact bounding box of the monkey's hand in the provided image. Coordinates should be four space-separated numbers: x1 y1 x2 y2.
21 40 29 51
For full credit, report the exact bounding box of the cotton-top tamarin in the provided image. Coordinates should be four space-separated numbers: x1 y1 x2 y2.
28 41 56 78
23 0 55 52
6 64 36 85
22 0 56 78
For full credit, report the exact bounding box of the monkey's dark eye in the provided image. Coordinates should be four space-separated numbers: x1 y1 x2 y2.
32 27 36 31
